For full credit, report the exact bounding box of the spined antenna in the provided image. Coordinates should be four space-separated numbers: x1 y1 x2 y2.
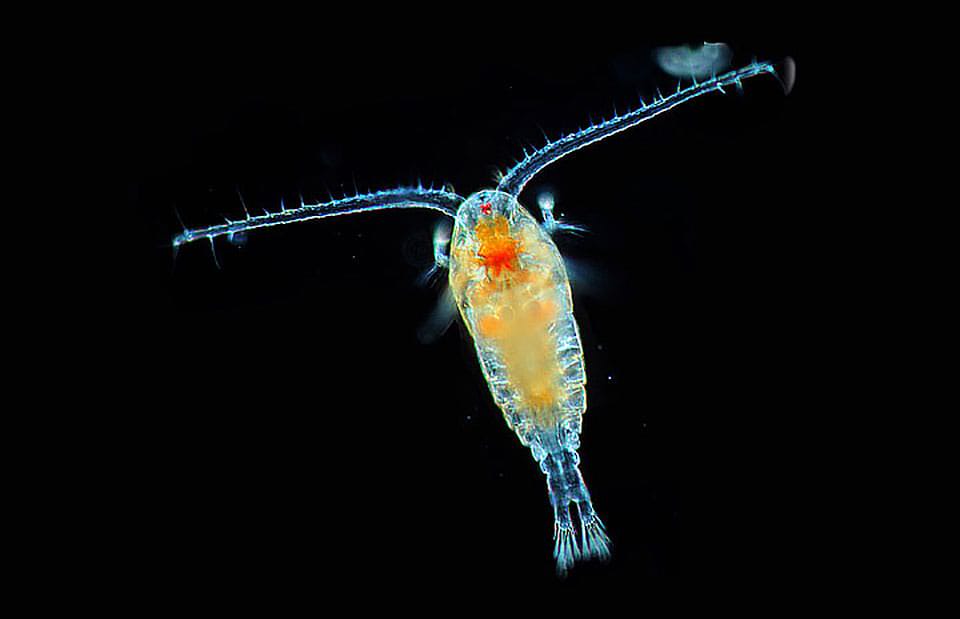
497 59 791 197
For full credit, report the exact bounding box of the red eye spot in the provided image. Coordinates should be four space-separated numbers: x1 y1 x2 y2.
479 202 492 215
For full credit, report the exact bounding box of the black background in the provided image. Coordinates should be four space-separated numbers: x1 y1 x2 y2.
113 20 829 608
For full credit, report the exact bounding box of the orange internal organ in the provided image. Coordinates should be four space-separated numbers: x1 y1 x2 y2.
475 215 523 278
473 273 565 424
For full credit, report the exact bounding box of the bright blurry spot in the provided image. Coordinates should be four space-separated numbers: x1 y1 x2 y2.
537 190 555 213
417 286 458 344
654 42 732 79
433 221 451 248
227 231 248 247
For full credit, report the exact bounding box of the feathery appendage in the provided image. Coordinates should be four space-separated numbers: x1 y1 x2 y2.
171 186 464 248
554 520 582 577
579 512 611 561
496 60 780 196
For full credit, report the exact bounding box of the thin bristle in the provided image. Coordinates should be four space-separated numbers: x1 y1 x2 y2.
554 522 581 577
580 516 611 561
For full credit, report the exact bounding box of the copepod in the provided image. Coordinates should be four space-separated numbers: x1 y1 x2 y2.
449 190 607 572
171 59 790 575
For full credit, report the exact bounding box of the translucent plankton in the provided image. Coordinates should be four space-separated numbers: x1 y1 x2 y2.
173 59 790 576
654 41 733 79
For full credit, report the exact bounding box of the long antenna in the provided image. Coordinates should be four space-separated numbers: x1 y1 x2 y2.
497 60 784 196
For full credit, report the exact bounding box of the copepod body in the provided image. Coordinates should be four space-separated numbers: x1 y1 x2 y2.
448 190 609 574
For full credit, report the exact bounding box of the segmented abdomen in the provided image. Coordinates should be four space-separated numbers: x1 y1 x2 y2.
476 297 587 456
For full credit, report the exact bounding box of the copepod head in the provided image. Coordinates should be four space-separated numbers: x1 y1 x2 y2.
454 189 525 230
451 190 541 283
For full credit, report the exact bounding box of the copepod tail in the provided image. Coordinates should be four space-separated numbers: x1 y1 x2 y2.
529 425 611 576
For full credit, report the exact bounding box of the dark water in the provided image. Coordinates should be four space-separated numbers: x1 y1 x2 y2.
117 26 822 605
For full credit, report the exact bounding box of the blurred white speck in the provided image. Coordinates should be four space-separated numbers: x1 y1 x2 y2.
537 190 555 213
227 231 248 247
607 375 613 381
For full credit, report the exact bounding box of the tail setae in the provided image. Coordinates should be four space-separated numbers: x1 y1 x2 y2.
527 424 611 576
